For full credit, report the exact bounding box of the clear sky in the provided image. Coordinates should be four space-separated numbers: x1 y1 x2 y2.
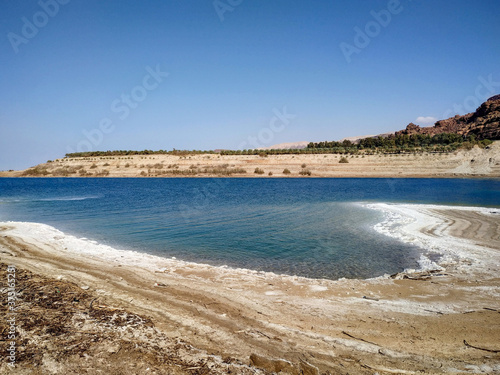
1 0 499 170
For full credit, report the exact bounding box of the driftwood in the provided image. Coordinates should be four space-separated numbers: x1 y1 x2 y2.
424 309 444 315
362 296 379 301
464 340 500 353
342 331 379 346
483 307 499 312
255 330 272 339
390 269 446 280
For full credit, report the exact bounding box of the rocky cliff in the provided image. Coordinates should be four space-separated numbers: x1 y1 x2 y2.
397 95 500 140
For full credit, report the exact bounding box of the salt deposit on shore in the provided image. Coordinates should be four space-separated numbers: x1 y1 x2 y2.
1 203 499 373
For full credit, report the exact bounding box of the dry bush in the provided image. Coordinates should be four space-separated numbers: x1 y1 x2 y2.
254 168 265 175
21 167 50 176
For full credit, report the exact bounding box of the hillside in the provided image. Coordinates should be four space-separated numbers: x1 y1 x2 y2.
396 95 500 140
2 141 499 178
2 95 499 178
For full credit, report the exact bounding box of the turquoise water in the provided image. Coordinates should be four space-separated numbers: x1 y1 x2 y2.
0 178 499 279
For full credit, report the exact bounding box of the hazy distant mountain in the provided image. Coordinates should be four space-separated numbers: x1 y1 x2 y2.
338 132 394 144
259 141 310 150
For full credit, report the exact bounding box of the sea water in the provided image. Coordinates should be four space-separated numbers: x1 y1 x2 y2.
0 178 498 279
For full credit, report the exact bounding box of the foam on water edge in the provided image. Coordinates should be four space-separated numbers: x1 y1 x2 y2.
1 221 313 283
363 203 500 276
2 202 498 282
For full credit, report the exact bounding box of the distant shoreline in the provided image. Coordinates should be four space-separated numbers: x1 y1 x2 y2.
1 175 500 179
2 141 500 179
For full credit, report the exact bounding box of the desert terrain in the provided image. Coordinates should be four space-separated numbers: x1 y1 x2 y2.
1 141 500 178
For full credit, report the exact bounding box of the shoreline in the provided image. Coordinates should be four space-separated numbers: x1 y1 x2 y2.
1 204 500 373
365 203 500 275
2 174 500 179
1 202 499 282
2 141 499 179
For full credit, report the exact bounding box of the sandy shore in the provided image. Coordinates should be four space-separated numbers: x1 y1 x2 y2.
1 205 500 374
2 142 500 179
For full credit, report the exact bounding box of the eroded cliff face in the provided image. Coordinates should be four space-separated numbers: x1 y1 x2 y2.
397 95 500 140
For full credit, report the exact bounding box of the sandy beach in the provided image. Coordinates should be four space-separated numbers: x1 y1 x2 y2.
1 204 500 374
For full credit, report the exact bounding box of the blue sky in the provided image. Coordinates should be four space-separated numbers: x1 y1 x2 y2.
1 0 499 170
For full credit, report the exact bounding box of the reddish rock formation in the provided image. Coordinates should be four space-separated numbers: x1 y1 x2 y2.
396 95 500 140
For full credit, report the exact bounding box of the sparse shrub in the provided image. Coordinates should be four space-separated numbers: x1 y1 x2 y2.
461 141 474 150
480 139 493 148
90 164 98 169
103 163 110 166
283 168 291 174
301 163 307 168
268 172 273 176
140 171 147 176
166 166 246 176
22 166 50 176
254 168 265 174
339 157 349 163
95 169 110 176
124 163 130 168
299 169 311 176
